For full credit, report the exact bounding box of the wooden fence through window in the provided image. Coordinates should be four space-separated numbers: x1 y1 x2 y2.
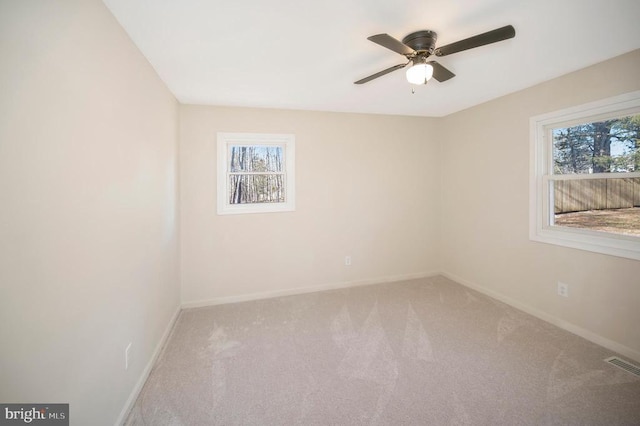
554 177 640 214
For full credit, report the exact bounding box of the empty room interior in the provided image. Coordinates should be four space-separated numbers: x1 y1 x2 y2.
2 0 640 425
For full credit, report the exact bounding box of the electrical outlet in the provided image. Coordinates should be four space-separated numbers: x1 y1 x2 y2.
125 342 132 370
557 282 569 298
344 256 351 266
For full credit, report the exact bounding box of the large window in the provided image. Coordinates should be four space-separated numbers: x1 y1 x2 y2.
530 91 640 260
217 133 295 215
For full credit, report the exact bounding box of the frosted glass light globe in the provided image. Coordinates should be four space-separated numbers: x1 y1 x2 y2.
406 63 434 85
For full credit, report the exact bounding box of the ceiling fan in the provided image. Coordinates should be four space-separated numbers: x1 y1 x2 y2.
354 25 515 86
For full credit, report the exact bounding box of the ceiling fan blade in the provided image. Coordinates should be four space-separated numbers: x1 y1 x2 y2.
367 34 415 56
428 61 455 82
435 25 515 57
354 62 409 84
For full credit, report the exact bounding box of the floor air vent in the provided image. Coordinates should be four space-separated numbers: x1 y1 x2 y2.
605 356 640 377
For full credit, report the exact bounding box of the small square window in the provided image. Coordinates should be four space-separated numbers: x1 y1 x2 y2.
217 133 295 215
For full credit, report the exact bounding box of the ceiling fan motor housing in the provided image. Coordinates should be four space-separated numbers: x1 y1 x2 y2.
402 30 438 56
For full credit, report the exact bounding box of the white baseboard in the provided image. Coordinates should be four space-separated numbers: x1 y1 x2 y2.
116 270 639 425
440 271 640 364
181 271 439 309
115 305 181 426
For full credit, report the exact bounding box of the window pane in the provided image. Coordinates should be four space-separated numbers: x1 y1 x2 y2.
553 114 640 174
229 145 284 173
228 174 286 204
553 177 640 236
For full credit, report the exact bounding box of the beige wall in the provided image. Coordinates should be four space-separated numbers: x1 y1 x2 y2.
179 106 441 304
440 49 640 361
0 1 180 425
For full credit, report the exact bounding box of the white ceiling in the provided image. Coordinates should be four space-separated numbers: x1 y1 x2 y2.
102 0 640 117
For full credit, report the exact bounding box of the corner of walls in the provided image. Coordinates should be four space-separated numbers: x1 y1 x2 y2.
433 115 446 274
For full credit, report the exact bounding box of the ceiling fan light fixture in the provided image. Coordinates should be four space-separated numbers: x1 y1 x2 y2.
406 62 434 85
356 25 514 86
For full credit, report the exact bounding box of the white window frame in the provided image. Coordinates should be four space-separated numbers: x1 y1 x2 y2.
529 90 640 260
217 132 295 215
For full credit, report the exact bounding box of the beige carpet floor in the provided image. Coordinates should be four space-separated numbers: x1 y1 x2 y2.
125 276 640 425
